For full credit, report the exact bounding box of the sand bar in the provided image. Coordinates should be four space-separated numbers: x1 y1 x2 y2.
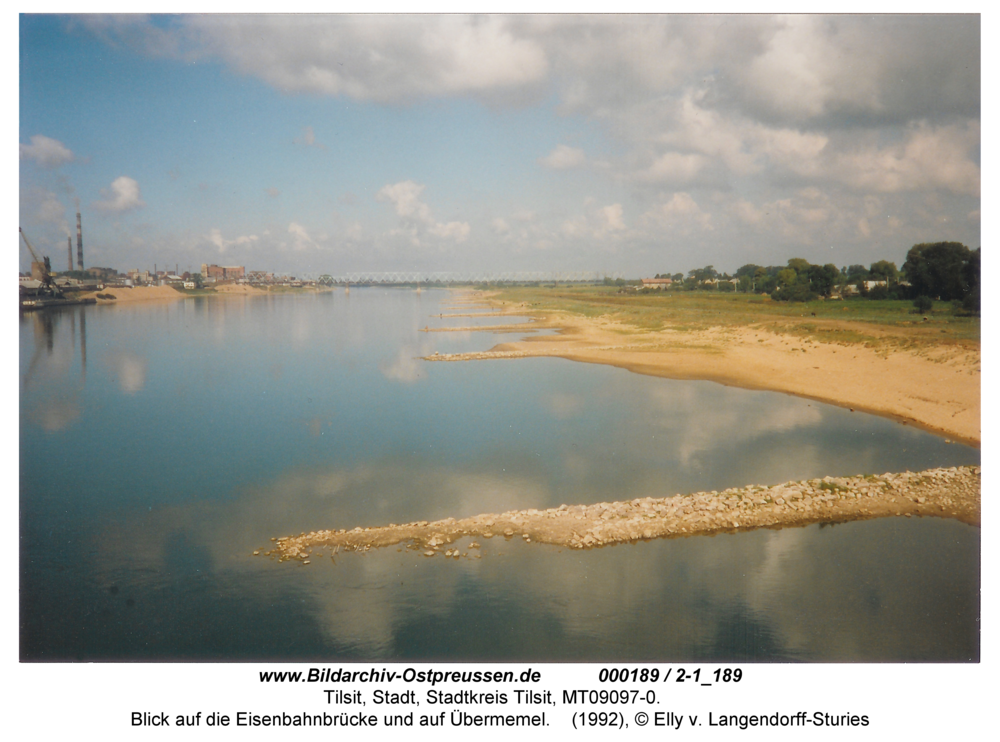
81 283 318 304
424 294 980 445
259 466 980 563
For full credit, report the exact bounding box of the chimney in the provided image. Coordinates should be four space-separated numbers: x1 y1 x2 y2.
76 212 84 270
68 236 73 272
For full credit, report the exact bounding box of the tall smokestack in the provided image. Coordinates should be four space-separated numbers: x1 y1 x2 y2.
68 236 73 272
76 212 84 270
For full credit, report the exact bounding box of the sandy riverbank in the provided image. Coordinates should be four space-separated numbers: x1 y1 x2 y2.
425 293 980 445
82 283 307 304
260 465 980 562
84 285 190 304
212 283 270 295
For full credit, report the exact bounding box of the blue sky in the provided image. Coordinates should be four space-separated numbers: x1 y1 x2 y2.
18 14 981 277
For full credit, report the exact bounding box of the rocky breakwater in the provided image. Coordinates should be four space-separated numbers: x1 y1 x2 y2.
257 466 979 564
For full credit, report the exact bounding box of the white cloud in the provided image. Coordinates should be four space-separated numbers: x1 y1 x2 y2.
730 15 980 125
643 192 713 233
85 15 979 128
208 228 259 254
343 221 364 241
832 121 980 197
376 180 470 243
661 91 761 177
377 181 434 223
560 201 628 241
732 199 764 226
429 221 471 242
20 135 75 168
742 188 842 244
38 192 67 225
755 127 829 175
600 204 626 232
182 15 549 103
93 176 145 213
739 16 848 121
20 187 70 233
287 222 318 251
637 151 709 184
69 15 979 273
646 90 831 184
540 144 586 170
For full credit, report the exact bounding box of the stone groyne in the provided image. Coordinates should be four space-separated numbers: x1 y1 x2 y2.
257 466 979 564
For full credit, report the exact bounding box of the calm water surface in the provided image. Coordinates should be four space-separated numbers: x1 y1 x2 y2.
19 289 980 661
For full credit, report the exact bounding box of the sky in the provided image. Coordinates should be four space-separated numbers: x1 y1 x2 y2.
17 13 981 278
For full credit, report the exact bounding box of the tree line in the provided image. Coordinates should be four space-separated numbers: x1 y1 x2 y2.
652 242 980 313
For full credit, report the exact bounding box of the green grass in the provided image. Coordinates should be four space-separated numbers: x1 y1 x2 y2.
492 286 979 351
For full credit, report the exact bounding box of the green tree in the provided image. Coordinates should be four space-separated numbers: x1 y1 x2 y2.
868 260 898 283
868 285 890 300
845 264 870 284
772 282 817 302
807 263 840 297
962 247 980 313
776 268 797 287
786 257 811 274
688 265 718 282
902 242 974 301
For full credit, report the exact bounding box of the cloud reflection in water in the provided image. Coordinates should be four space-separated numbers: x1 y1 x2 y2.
86 460 978 660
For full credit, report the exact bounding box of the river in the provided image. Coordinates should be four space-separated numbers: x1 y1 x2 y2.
19 289 980 661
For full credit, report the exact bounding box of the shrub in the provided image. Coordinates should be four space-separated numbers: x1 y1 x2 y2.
771 283 818 302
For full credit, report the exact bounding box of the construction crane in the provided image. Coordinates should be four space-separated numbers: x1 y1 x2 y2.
20 227 64 299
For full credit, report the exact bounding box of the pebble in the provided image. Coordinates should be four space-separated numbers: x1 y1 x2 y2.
259 466 980 562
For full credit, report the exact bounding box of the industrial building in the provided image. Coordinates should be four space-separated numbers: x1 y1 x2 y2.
201 264 246 281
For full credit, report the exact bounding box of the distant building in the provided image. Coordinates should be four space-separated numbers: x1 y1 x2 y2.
87 266 118 280
843 280 888 296
641 278 673 289
201 264 246 281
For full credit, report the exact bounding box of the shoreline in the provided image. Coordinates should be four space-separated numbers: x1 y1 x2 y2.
426 291 980 446
79 283 332 305
260 465 980 563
